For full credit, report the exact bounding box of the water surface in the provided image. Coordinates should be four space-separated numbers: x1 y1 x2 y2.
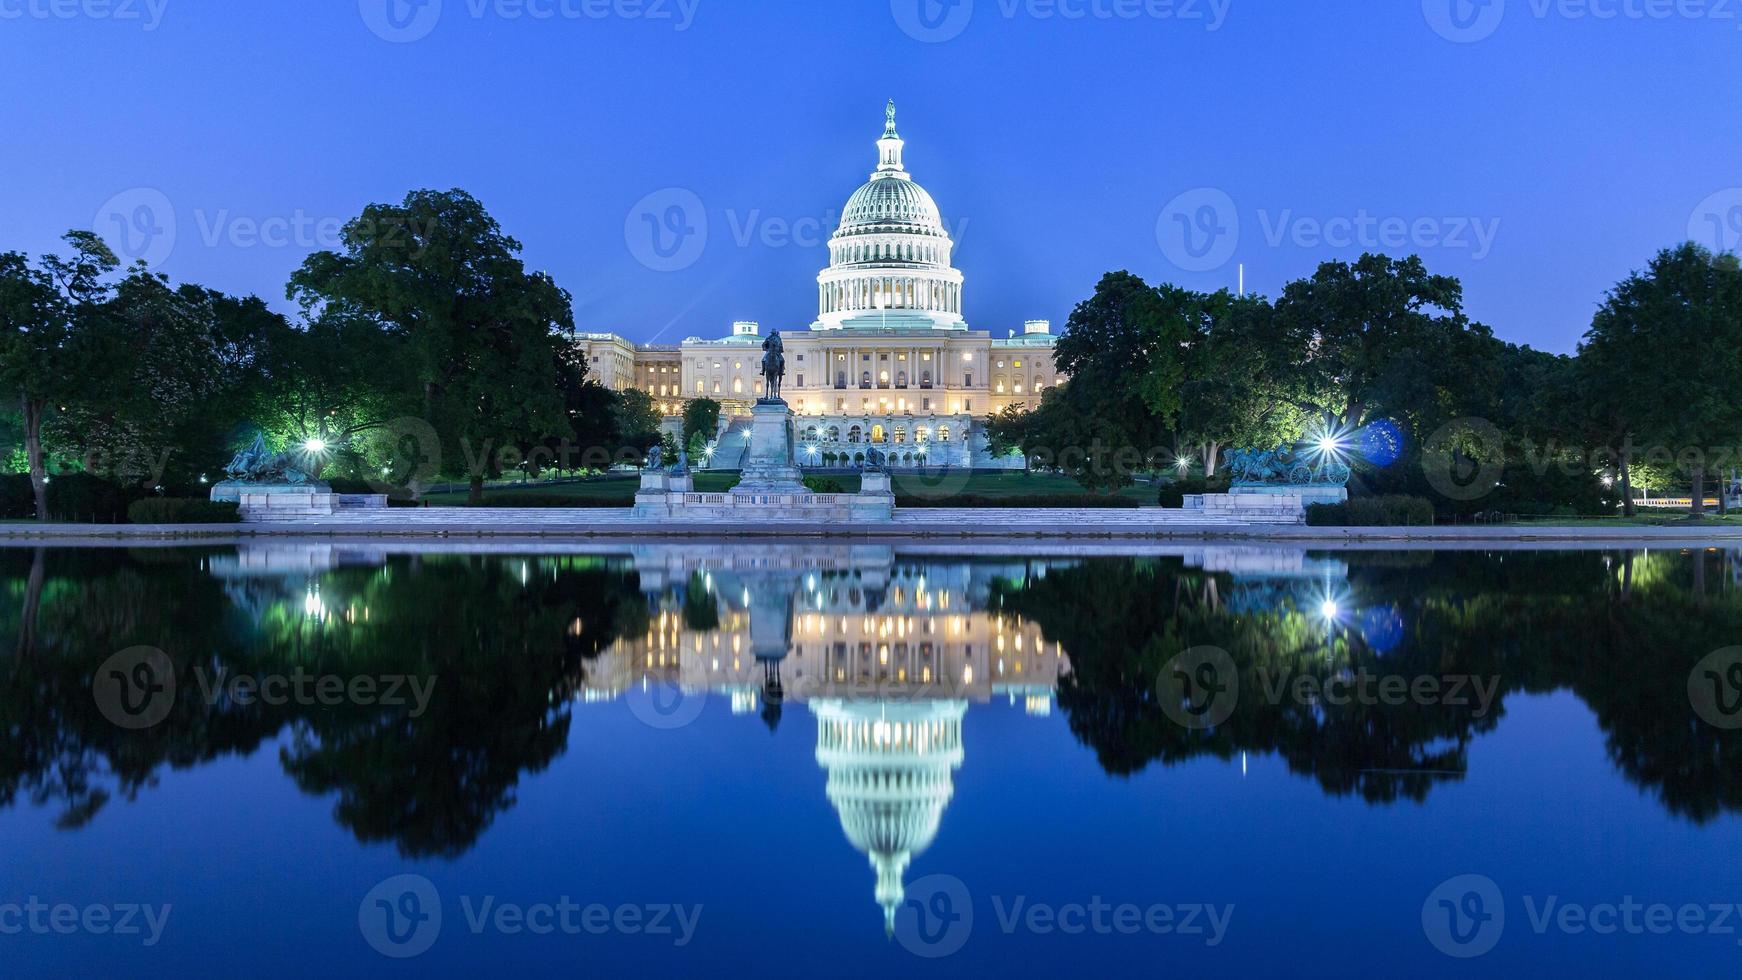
2 543 1739 976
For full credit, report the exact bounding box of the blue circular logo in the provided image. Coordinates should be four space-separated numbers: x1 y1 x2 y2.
1422 874 1505 958
625 188 708 272
359 0 443 43
891 0 974 43
1157 188 1239 273
359 874 443 958
893 874 973 958
1422 0 1506 43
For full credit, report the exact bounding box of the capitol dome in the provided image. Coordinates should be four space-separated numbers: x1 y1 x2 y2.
838 174 947 238
815 102 967 331
813 698 968 934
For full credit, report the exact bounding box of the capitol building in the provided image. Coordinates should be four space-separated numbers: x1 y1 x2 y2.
579 102 1065 468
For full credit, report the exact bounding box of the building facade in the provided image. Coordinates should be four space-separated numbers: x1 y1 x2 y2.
577 102 1064 468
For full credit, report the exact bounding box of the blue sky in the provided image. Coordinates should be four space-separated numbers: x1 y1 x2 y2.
2 0 1738 354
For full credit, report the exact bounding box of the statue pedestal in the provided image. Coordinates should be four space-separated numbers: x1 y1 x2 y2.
852 470 896 521
732 399 807 495
234 485 338 521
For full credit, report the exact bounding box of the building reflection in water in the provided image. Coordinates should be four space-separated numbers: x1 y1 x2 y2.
572 544 1070 929
566 545 1347 930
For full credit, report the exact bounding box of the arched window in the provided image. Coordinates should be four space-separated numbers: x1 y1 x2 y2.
938 425 952 442
871 424 886 444
994 376 1007 394
861 371 872 388
826 426 841 442
804 426 819 441
895 371 907 388
848 425 862 444
894 428 907 444
921 370 932 387
733 378 743 394
916 426 931 443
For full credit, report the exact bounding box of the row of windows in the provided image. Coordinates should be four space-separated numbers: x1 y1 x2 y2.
802 424 956 444
832 241 944 264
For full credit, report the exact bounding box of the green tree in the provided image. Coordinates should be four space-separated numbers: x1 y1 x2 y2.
1173 289 1305 472
0 232 119 518
611 388 663 456
248 305 418 482
1030 272 1185 490
1266 253 1497 434
1580 244 1742 515
288 189 575 504
682 398 721 448
50 272 282 489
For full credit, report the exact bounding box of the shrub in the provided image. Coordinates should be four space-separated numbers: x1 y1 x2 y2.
326 477 423 502
0 474 34 519
897 494 1140 509
469 494 634 508
46 473 134 523
1157 474 1232 509
803 476 846 494
1306 495 1436 527
127 498 242 524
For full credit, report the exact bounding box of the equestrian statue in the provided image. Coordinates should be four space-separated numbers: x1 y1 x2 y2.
761 330 786 402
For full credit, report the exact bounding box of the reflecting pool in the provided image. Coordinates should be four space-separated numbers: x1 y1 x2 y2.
2 543 1740 976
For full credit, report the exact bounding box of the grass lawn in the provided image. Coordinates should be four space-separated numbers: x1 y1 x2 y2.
1526 511 1742 526
422 470 1155 505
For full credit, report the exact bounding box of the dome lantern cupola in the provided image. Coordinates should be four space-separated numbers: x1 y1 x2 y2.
875 99 907 178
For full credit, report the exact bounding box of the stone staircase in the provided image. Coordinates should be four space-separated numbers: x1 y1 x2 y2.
703 422 751 471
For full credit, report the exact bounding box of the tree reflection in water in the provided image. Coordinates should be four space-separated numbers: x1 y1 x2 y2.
0 543 1738 869
993 549 1742 822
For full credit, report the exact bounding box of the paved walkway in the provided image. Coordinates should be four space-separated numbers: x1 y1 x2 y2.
4 507 1742 545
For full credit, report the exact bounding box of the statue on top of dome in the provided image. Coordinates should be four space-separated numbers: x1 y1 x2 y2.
884 99 898 137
